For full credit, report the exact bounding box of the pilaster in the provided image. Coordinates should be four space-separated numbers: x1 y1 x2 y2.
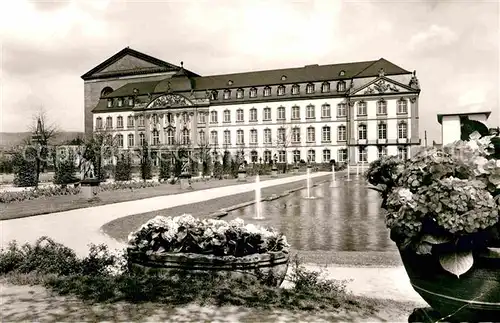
410 97 419 143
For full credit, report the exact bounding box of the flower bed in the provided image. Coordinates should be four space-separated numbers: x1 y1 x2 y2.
127 214 290 286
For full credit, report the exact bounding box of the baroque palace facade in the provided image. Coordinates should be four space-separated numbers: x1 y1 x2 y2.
82 47 421 165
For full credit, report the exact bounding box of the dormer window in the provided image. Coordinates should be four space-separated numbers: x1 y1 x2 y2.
223 89 231 100
227 80 233 86
291 84 300 95
339 70 345 76
281 75 287 81
249 87 257 98
128 97 134 106
236 88 244 99
321 82 330 93
263 86 271 97
118 98 123 107
210 90 218 100
277 85 285 96
107 99 113 108
306 83 315 94
337 81 346 92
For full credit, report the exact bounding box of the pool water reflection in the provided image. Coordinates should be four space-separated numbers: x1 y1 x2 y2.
225 181 395 252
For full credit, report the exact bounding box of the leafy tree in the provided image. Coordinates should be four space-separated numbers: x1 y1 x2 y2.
29 110 59 186
460 117 489 141
81 133 116 181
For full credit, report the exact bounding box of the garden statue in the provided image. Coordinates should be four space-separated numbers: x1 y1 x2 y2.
79 156 95 180
180 156 190 175
273 154 278 164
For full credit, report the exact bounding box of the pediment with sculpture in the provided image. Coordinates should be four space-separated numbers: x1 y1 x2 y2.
351 77 417 96
146 94 194 109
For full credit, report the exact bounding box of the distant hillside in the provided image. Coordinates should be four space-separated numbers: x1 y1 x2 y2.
0 132 84 148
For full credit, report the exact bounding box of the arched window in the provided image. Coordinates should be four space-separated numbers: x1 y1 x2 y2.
264 150 272 163
223 110 231 123
198 130 206 144
249 108 257 122
236 88 244 99
127 115 134 128
223 89 231 100
117 116 123 128
398 122 408 139
116 134 123 148
210 111 218 123
322 126 331 142
308 149 316 163
263 107 271 121
337 81 346 92
307 126 315 142
321 82 330 93
358 101 367 116
293 150 301 163
322 149 331 162
263 86 271 97
95 117 103 130
210 130 218 146
106 116 113 129
236 109 244 122
291 84 300 95
321 104 331 118
277 85 285 96
100 87 113 97
337 125 346 141
277 106 285 120
139 133 145 146
306 83 315 94
249 87 257 98
127 134 134 147
152 130 160 145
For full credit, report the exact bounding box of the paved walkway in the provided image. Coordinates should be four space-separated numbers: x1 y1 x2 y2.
0 172 329 257
0 171 426 306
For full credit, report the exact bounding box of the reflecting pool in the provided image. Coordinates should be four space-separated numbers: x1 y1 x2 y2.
225 180 395 252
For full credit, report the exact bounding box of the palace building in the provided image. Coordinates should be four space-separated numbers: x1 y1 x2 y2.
82 47 421 165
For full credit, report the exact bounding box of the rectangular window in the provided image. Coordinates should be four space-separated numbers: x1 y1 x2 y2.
278 151 286 163
263 108 271 121
357 102 367 116
337 103 346 117
224 110 231 123
338 149 347 162
358 125 367 140
378 123 387 139
211 131 218 146
306 105 315 119
321 104 331 118
127 116 134 128
138 115 145 127
292 128 300 143
224 131 231 145
264 129 272 144
236 109 244 122
277 107 286 120
278 128 286 143
307 127 315 142
377 101 387 115
378 146 387 159
237 130 244 144
337 126 346 141
398 146 408 160
250 109 257 122
323 149 331 162
250 129 257 144
322 127 331 142
210 111 218 123
292 106 300 119
308 150 316 163
198 113 206 124
128 134 134 148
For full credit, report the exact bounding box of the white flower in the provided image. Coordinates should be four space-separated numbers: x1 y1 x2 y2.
229 218 245 227
127 232 137 244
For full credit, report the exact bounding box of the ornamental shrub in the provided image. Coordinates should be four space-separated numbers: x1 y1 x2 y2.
13 149 38 187
54 151 79 186
115 154 132 181
158 155 171 181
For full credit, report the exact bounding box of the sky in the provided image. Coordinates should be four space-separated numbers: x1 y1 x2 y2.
0 0 499 144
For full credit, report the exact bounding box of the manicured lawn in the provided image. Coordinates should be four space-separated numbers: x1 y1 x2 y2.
0 172 321 221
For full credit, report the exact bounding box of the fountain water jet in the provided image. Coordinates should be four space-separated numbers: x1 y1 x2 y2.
252 175 265 220
345 162 352 182
303 166 317 199
329 164 338 188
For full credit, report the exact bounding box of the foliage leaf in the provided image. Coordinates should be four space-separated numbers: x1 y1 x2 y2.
420 234 451 245
438 251 474 278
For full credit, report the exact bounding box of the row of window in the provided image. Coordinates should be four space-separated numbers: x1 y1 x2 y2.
97 99 410 129
211 81 346 101
107 97 135 108
116 122 408 149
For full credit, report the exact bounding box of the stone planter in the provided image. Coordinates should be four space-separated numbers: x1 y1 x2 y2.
293 167 299 174
80 178 101 199
127 249 290 287
399 244 500 322
271 168 278 178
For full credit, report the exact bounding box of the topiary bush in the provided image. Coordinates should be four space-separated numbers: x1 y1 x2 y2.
115 154 132 181
13 148 38 187
158 155 171 181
